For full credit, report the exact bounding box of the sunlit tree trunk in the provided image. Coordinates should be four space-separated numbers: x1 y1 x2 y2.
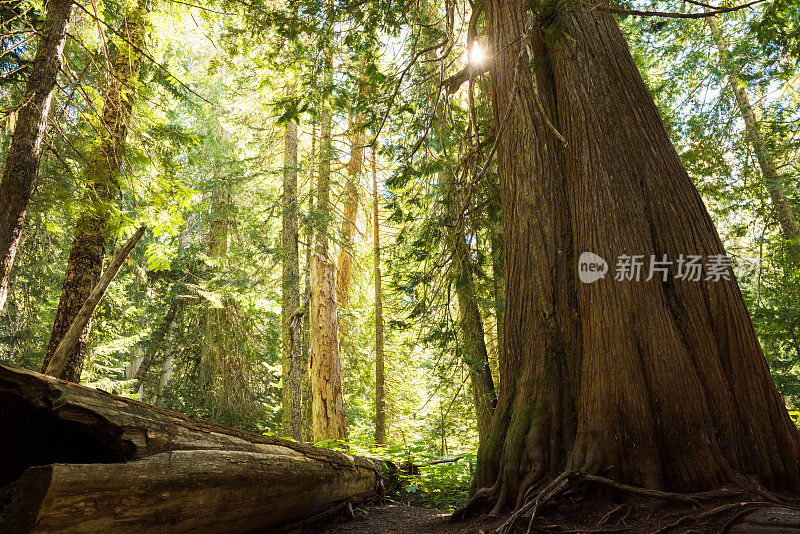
335 110 364 308
706 15 799 252
154 312 179 406
282 117 302 440
314 4 335 259
41 0 147 381
314 92 332 259
465 1 800 515
0 0 73 313
310 253 348 442
302 122 316 442
133 299 180 393
372 148 387 445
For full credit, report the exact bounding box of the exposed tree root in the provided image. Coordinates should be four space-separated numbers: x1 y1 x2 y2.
649 502 771 534
596 503 627 526
472 470 800 534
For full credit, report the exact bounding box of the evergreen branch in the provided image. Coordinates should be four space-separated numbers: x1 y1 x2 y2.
600 0 766 19
70 0 214 106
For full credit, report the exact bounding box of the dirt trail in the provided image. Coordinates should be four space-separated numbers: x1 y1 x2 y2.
310 502 800 534
310 504 504 534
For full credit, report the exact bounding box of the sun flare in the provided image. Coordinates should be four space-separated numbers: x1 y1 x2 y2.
470 42 486 66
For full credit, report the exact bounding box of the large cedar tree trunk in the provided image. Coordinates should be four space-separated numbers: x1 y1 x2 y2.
0 0 72 313
40 0 147 381
469 0 800 514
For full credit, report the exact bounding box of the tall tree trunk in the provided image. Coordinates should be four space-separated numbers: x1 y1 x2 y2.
309 253 347 442
132 223 188 395
131 298 180 403
490 214 504 375
706 14 800 252
434 100 497 447
126 346 145 396
0 0 73 313
314 5 335 260
373 148 387 445
315 94 332 259
132 305 176 395
42 227 145 379
302 122 316 442
282 117 302 440
154 312 179 406
208 185 230 260
199 136 250 418
335 111 364 307
466 1 800 515
443 172 496 446
40 0 148 382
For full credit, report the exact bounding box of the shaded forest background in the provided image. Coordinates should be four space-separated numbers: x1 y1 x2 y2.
0 0 798 511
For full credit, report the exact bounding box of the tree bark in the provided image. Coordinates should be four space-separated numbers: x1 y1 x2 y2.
41 0 148 381
310 253 348 442
315 104 332 258
446 190 497 447
0 363 390 533
706 14 800 252
302 122 317 442
314 17 335 260
0 0 73 313
373 148 387 445
490 214 504 375
466 0 800 515
435 101 497 448
199 141 250 418
282 117 302 440
154 311 179 406
336 110 364 308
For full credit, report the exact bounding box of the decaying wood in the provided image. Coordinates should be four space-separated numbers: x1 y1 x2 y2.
309 253 348 442
0 363 392 533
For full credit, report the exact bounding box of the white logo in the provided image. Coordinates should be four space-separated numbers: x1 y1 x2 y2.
578 252 608 284
578 251 749 283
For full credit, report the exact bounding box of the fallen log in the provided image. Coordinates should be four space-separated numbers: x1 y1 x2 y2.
0 363 394 533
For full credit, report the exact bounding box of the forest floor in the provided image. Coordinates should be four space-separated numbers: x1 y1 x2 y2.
310 499 800 533
309 503 505 533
